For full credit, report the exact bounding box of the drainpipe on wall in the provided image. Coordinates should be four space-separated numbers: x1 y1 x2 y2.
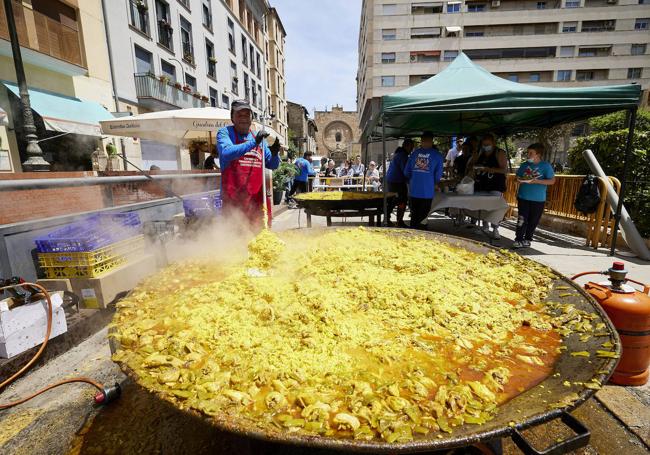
100 0 127 170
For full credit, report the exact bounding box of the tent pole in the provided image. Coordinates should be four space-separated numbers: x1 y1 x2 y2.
362 134 369 191
609 107 637 256
382 116 388 226
502 134 513 174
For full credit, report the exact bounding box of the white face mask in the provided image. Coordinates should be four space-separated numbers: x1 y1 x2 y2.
527 158 535 163
483 145 493 153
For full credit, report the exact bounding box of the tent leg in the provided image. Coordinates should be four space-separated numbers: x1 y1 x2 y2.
382 117 388 226
609 107 637 256
362 135 369 191
502 135 513 174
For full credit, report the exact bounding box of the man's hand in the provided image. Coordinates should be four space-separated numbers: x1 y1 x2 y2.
255 130 270 145
270 140 281 156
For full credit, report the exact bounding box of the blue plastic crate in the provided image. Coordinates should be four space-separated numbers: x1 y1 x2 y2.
182 193 222 218
34 213 142 253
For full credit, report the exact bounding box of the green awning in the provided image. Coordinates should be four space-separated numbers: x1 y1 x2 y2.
367 53 641 139
2 81 114 136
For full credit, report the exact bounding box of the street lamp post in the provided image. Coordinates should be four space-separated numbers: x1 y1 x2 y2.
3 0 49 171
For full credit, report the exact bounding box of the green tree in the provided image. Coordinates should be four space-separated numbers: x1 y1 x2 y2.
568 110 650 237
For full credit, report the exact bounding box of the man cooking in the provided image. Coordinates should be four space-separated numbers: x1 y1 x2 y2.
217 100 281 229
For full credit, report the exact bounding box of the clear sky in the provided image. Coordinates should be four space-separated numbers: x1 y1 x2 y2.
270 0 361 115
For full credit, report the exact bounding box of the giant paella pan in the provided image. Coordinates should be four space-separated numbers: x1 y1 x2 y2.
293 191 397 213
110 228 620 453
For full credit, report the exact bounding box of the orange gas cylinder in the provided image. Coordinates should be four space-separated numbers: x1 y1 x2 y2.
573 262 650 386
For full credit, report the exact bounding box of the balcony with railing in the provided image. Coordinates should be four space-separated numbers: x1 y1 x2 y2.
134 73 206 110
0 0 85 68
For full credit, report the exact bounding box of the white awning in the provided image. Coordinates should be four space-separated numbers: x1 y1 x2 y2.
446 26 462 32
446 1 462 4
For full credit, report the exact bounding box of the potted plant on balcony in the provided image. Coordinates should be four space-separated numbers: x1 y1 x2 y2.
201 95 209 102
182 84 192 93
192 92 201 99
159 75 170 84
135 0 148 13
183 53 194 65
209 56 218 64
173 81 182 89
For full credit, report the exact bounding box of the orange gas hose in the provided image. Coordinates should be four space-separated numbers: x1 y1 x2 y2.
570 271 604 281
0 283 109 411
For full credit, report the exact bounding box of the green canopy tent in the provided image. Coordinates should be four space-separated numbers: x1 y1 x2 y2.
365 52 641 254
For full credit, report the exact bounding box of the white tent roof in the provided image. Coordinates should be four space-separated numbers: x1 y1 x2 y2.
99 107 281 145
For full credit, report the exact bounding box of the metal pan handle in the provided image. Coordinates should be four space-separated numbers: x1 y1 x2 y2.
511 412 590 455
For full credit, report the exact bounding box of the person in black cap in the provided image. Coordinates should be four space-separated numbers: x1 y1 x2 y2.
217 99 281 229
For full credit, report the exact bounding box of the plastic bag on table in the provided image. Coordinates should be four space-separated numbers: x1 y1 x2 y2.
455 177 475 195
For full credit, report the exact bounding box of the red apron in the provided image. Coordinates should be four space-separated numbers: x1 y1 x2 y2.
221 129 265 229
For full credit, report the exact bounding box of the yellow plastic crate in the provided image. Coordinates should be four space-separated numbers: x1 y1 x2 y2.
41 256 130 279
38 236 144 267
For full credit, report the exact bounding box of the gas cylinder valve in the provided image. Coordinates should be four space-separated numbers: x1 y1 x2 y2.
94 383 121 405
604 261 628 290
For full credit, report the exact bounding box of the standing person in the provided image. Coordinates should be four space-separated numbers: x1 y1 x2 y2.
513 144 556 249
287 151 315 203
203 150 219 170
445 137 463 176
319 157 328 174
365 161 381 191
351 155 365 179
452 141 472 179
217 100 281 230
386 138 415 227
473 134 508 239
404 132 444 230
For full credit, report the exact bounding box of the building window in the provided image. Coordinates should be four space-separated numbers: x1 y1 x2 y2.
256 53 261 78
382 52 396 63
243 73 250 100
382 4 397 15
155 0 173 49
206 39 216 78
381 76 395 87
576 70 595 81
412 2 443 13
209 87 218 107
134 45 153 74
180 16 194 64
249 44 255 74
160 59 176 82
251 83 257 106
382 28 396 40
581 20 615 32
627 68 642 79
562 22 577 33
467 2 486 12
411 27 441 39
507 74 519 82
536 1 546 8
529 73 541 82
565 0 580 7
228 18 236 54
447 2 461 13
129 0 149 35
635 18 649 30
257 84 262 107
178 0 190 9
230 61 238 94
443 50 459 61
241 35 248 66
222 94 230 108
631 44 647 55
202 2 212 30
465 31 484 37
559 46 575 57
185 73 196 91
557 70 572 81
411 51 441 62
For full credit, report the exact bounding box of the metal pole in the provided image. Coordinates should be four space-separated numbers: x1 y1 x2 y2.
4 0 49 171
382 116 388 226
100 0 120 113
610 107 637 256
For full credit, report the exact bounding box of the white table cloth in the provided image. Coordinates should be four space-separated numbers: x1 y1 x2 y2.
429 192 509 225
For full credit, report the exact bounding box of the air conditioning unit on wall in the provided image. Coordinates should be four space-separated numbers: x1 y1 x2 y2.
492 0 501 6
410 55 417 62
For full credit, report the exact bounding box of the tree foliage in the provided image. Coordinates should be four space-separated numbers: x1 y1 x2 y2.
568 110 650 237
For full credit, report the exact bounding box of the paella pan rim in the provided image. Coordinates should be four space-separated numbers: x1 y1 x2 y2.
112 227 621 453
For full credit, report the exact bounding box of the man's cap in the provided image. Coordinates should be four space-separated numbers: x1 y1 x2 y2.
231 99 252 112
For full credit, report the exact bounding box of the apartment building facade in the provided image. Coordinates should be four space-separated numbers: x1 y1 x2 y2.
104 0 286 169
358 0 650 134
287 101 317 155
0 0 116 172
266 7 288 143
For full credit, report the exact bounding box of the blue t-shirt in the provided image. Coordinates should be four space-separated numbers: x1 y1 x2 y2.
516 160 555 202
404 147 444 199
294 157 315 182
386 147 409 184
